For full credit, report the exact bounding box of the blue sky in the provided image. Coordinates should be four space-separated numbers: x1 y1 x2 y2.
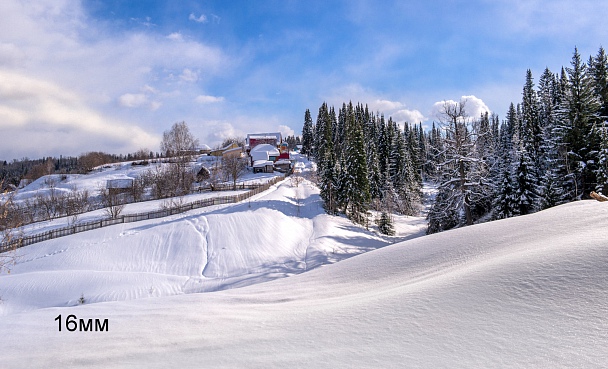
1 0 608 159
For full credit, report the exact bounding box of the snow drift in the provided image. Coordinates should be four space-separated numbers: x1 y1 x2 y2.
0 196 606 367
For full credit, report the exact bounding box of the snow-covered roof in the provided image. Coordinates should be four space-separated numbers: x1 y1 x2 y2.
223 147 243 154
220 143 238 151
275 159 291 165
246 132 282 144
250 144 279 155
252 160 274 167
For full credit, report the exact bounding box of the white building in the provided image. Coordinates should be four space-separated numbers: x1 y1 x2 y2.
249 144 280 164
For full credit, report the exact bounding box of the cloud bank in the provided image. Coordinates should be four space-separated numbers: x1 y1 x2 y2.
0 0 228 159
431 95 491 121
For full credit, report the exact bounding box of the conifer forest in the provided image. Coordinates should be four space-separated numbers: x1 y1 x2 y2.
303 47 608 234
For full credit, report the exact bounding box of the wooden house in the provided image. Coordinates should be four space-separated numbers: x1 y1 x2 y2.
106 179 133 196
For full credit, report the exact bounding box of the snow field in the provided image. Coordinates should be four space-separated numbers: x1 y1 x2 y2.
0 200 606 368
1 177 420 315
1 151 606 367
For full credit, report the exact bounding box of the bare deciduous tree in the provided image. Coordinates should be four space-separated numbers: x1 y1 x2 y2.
134 148 151 160
78 151 112 173
160 121 199 161
149 164 194 199
430 99 488 228
130 176 147 202
99 185 126 219
220 136 245 149
64 187 90 225
1 181 22 273
221 156 248 190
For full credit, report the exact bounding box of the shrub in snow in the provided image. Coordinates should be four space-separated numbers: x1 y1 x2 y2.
376 212 395 236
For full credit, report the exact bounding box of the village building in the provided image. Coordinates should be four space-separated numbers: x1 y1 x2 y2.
249 144 280 165
278 142 290 160
252 160 275 173
106 178 133 196
246 133 282 149
211 142 239 157
245 132 293 173
197 144 212 155
222 146 245 158
274 159 292 173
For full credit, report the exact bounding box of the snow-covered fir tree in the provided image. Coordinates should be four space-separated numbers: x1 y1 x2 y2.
340 103 371 224
556 47 601 200
305 101 424 228
301 109 314 159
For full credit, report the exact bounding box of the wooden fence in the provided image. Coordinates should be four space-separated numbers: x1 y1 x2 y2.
0 176 284 253
16 180 275 229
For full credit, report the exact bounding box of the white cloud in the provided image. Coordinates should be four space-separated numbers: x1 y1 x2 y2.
142 85 159 94
195 95 225 104
149 101 162 111
370 99 404 112
166 32 183 41
324 84 426 123
0 0 232 158
277 125 295 138
180 69 199 83
0 70 159 158
392 109 425 124
203 121 244 145
189 13 207 23
0 42 26 67
461 95 491 118
118 93 148 108
500 1 608 40
431 95 491 121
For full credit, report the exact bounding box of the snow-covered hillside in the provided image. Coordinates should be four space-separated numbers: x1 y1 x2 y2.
1 179 606 367
1 177 426 315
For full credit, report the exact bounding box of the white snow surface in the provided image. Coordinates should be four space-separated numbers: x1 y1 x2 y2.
1 181 607 367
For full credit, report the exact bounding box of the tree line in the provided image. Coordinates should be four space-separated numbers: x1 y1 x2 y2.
427 46 608 233
304 46 608 235
0 150 163 191
302 101 425 233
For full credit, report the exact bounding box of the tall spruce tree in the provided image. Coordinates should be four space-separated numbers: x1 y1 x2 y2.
513 70 541 212
557 47 601 199
590 47 608 122
341 102 370 224
301 109 314 159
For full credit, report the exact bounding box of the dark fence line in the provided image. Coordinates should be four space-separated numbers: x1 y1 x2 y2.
0 177 284 253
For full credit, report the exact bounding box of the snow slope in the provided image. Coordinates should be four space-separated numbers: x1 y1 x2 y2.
1 178 423 314
0 196 606 367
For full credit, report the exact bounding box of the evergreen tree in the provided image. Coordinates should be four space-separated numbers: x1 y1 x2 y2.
301 109 314 159
557 47 601 199
596 128 608 195
513 70 541 211
513 152 536 215
493 166 517 219
492 121 516 219
427 185 459 234
537 169 564 210
376 212 395 236
590 47 608 122
341 103 370 224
